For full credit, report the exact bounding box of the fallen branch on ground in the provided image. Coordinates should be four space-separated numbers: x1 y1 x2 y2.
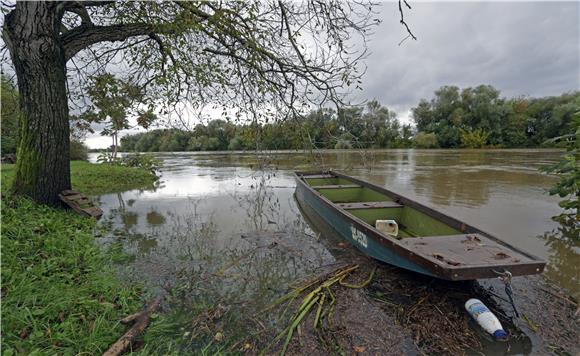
262 264 377 355
103 295 163 356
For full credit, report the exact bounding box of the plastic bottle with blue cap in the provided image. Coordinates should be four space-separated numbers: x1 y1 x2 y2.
465 298 508 340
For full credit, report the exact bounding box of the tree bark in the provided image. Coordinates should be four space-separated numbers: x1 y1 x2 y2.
3 2 71 206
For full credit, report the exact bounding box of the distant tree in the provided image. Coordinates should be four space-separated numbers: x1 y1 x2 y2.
335 135 353 149
80 74 157 159
501 98 529 147
0 75 19 156
69 141 89 161
414 132 439 148
413 85 579 149
228 137 243 151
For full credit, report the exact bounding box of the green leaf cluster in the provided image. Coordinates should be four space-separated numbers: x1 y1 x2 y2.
541 114 580 225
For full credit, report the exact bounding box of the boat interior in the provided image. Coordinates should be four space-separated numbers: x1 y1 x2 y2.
300 172 536 267
304 174 460 238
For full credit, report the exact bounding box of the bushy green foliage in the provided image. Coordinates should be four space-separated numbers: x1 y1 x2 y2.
119 153 161 174
459 128 491 148
541 115 580 226
79 74 157 158
413 86 580 148
97 152 161 176
414 132 439 148
117 91 580 152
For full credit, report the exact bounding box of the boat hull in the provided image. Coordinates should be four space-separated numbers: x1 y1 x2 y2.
294 171 546 281
295 181 437 277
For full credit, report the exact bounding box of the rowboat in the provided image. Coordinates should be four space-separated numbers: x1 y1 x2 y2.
294 171 546 281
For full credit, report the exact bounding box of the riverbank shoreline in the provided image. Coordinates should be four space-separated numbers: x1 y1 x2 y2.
1 162 158 354
88 147 567 157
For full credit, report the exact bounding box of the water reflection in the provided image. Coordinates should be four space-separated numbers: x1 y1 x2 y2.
121 211 138 228
146 210 166 225
96 167 333 305
541 222 580 298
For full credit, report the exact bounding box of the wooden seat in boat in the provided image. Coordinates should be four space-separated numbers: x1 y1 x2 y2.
336 201 403 210
311 184 360 189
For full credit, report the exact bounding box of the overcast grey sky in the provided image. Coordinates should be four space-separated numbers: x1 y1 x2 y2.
356 1 579 120
86 1 580 147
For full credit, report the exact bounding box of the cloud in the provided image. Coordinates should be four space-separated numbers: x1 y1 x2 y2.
357 1 579 114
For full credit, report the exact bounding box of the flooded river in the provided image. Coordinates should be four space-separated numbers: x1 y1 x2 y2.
90 149 577 354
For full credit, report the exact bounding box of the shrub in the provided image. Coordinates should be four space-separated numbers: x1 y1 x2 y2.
120 153 161 174
414 132 439 148
541 114 580 226
334 139 352 149
97 152 160 174
459 128 490 148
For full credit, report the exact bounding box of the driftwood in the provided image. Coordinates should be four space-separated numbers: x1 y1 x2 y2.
103 296 163 356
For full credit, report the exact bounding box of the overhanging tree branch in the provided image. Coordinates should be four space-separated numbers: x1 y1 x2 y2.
62 23 155 60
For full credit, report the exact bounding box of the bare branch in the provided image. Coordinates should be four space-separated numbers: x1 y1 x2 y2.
398 0 416 41
148 33 176 66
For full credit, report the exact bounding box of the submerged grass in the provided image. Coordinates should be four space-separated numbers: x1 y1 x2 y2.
1 162 158 354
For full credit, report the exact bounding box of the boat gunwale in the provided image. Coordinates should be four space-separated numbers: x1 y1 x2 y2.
294 170 546 280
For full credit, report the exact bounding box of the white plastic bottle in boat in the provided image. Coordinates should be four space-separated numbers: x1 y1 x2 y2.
465 298 508 340
376 219 398 237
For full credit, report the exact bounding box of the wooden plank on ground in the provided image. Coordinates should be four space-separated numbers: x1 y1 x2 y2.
59 191 103 219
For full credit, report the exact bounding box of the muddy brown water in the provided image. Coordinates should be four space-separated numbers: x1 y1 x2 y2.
90 149 578 355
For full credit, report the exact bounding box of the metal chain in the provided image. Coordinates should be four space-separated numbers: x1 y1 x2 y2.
493 269 520 318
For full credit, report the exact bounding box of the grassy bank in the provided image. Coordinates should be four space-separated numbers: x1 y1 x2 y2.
1 160 158 196
1 162 158 354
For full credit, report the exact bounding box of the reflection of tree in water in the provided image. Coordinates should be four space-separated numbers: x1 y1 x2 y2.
122 211 138 228
233 172 281 231
101 192 162 257
146 210 167 225
541 222 579 298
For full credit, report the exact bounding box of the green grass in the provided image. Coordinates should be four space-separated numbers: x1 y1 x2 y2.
1 161 158 196
1 162 158 355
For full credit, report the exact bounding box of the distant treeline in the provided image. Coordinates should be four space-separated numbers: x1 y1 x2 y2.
412 85 579 148
121 86 579 152
121 100 414 152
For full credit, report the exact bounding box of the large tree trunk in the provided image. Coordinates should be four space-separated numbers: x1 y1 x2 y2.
3 2 71 206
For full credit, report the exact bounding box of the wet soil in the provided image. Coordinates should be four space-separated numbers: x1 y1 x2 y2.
262 251 579 356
